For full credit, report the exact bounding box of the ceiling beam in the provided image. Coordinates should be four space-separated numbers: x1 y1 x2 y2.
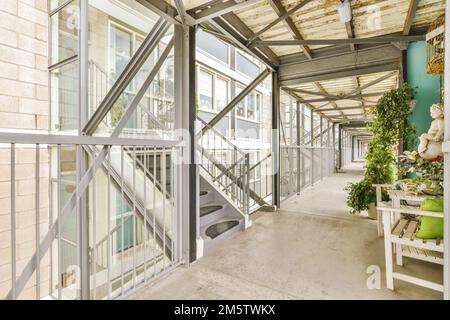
189 0 261 24
345 71 398 97
209 17 277 70
319 105 374 112
345 21 356 51
282 88 329 119
279 45 401 86
250 35 425 47
403 0 419 35
281 63 400 87
248 0 314 42
136 0 180 25
281 87 336 98
221 12 280 65
300 92 386 103
268 0 313 59
313 82 346 118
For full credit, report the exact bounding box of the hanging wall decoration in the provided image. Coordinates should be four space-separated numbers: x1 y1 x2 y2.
426 14 445 76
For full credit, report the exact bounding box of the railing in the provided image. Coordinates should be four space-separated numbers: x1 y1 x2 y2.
0 133 182 300
238 153 273 213
280 145 336 201
197 117 251 215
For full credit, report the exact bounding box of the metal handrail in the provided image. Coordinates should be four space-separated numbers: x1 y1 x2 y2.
196 116 245 157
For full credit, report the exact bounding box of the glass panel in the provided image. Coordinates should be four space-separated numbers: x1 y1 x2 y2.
255 94 261 121
109 26 132 82
247 93 255 119
88 0 163 132
236 52 260 79
50 0 79 66
198 70 213 110
215 77 228 111
197 29 229 64
236 85 245 118
50 61 78 132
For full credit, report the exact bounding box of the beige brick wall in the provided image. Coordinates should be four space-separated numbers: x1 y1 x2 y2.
0 0 50 300
0 147 50 299
0 0 48 131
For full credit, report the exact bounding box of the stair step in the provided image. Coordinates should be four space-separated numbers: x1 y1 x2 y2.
205 220 240 239
200 205 223 217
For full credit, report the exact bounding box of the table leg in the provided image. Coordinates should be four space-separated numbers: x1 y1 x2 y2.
383 210 394 290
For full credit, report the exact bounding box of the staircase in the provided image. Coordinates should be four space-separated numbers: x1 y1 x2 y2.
196 116 273 253
88 60 271 258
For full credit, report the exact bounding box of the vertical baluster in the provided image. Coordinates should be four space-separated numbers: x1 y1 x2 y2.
153 146 157 276
35 144 40 300
143 146 147 282
132 147 137 288
57 144 62 300
107 146 111 299
92 150 97 300
120 146 124 295
10 144 16 299
170 148 174 266
162 147 167 271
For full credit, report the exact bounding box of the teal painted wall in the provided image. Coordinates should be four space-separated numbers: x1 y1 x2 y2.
407 41 442 148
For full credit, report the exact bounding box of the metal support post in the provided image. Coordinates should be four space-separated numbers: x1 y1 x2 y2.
272 70 281 209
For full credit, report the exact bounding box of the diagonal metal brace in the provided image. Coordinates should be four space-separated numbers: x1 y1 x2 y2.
83 17 170 136
200 68 271 136
6 38 175 301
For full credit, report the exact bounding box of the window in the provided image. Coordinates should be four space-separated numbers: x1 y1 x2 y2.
247 93 255 119
110 26 132 80
236 85 245 117
235 84 261 122
197 29 229 64
215 77 228 111
236 52 260 79
199 70 213 110
256 94 261 121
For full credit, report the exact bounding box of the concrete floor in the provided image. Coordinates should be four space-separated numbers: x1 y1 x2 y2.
129 163 443 300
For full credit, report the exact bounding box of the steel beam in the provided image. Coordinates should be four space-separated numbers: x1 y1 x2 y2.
208 17 277 69
251 35 425 47
189 0 260 24
174 25 197 263
83 18 170 135
267 0 313 59
221 13 279 65
403 0 419 35
279 45 402 86
299 92 386 104
136 0 180 25
443 0 450 301
6 36 177 301
272 71 281 209
281 63 400 87
248 0 314 42
319 105 374 112
201 68 271 135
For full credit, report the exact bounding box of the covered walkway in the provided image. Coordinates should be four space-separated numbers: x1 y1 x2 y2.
130 167 442 300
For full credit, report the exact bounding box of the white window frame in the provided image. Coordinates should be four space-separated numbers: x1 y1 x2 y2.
196 29 231 67
235 50 262 80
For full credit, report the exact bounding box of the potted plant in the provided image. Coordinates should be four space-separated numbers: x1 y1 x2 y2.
345 180 377 218
346 84 416 218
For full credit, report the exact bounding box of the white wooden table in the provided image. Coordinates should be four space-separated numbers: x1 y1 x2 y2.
378 190 444 292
